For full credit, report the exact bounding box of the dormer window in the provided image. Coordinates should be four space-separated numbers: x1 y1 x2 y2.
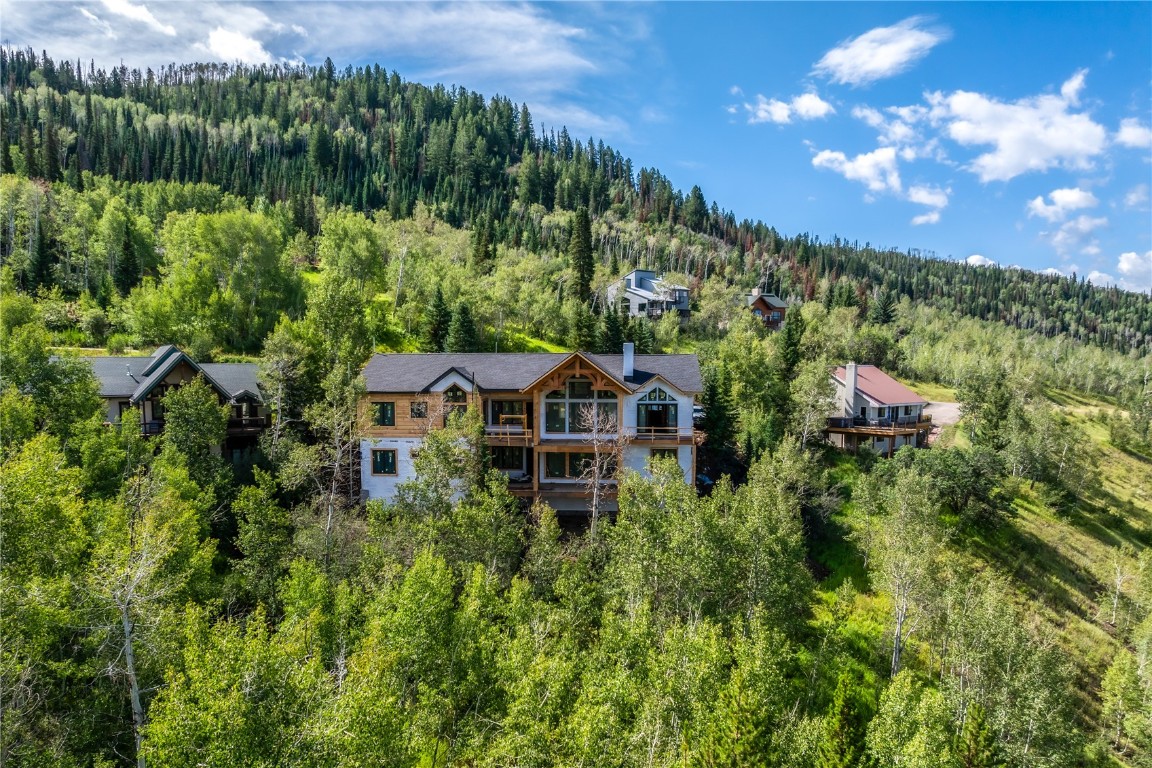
444 385 467 403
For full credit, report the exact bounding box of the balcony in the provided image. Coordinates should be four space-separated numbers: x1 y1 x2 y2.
228 415 267 433
485 414 533 444
826 414 932 434
623 425 698 442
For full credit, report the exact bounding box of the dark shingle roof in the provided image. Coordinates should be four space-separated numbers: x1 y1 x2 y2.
362 352 703 395
79 346 262 403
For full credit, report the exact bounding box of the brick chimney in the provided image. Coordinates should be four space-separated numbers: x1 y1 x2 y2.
623 342 635 381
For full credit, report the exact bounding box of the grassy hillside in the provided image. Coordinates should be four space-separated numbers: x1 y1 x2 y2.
814 388 1152 759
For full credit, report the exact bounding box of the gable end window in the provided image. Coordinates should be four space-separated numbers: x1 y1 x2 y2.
371 449 397 475
373 402 395 426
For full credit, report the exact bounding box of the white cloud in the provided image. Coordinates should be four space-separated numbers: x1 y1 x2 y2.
1046 214 1108 256
812 146 901 193
79 8 116 38
1026 187 1099 222
291 24 308 37
1117 250 1152 292
1124 184 1150 208
1040 267 1065 276
204 27 274 65
1060 68 1087 105
925 71 1108 182
1116 118 1152 149
813 16 949 86
908 184 949 209
912 211 941 226
729 85 744 96
99 0 175 36
745 92 834 124
1086 270 1116 286
966 254 996 267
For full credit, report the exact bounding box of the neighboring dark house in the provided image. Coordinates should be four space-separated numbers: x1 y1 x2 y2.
80 345 267 458
746 288 788 331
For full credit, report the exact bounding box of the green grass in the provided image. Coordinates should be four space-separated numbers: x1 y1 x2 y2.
903 379 958 402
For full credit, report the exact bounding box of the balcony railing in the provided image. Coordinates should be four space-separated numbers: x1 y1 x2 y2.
228 416 267 431
624 425 697 440
826 414 932 430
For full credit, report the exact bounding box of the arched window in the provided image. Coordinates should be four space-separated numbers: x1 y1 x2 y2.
637 387 678 434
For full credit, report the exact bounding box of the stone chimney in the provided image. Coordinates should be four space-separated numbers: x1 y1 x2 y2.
844 362 858 417
623 342 635 381
751 286 761 298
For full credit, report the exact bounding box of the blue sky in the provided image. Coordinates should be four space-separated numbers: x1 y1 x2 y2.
3 1 1150 291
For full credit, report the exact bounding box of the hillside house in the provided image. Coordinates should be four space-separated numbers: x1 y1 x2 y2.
746 289 788 331
606 269 690 321
80 345 267 458
825 362 931 456
360 344 702 512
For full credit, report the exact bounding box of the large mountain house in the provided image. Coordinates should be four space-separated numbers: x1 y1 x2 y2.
825 363 931 456
360 344 702 512
606 269 691 321
79 345 267 458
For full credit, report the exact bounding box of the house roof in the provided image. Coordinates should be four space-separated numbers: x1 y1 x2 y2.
79 346 262 403
747 293 787 309
832 365 926 406
362 352 703 395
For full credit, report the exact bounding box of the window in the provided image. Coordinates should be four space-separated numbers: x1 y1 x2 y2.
770 311 782 321
371 449 397 475
444 385 467 403
753 308 763 317
543 451 610 479
490 446 525 470
410 401 428 419
650 448 677 461
491 400 526 427
877 407 887 418
373 402 395 426
636 387 679 434
903 405 912 416
859 407 867 418
543 378 620 433
545 452 567 478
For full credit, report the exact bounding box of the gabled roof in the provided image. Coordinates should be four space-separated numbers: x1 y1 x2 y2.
747 293 787 309
79 346 262 403
362 352 704 395
831 365 926 406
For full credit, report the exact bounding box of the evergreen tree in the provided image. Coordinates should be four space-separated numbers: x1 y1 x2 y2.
113 224 139 297
569 205 594 303
421 287 452 352
956 704 1005 768
869 289 896 325
445 301 479 352
42 119 60 182
816 673 867 768
597 303 624 354
700 364 739 472
777 309 806 382
630 315 657 354
20 120 39 178
471 216 493 273
566 299 598 352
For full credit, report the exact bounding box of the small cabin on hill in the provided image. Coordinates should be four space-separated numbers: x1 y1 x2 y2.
745 288 788 331
825 362 931 456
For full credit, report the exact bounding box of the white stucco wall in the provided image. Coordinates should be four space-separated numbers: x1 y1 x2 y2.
622 444 692 483
360 437 422 502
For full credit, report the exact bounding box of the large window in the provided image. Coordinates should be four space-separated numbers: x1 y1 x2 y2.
372 402 395 426
371 449 397 475
490 446 526 470
490 400 527 428
544 378 618 433
636 388 678 434
543 451 605 479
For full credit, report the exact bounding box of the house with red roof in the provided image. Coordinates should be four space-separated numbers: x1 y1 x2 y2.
825 363 932 456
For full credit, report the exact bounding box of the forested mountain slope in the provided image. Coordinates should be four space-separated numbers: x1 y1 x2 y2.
3 47 1150 353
